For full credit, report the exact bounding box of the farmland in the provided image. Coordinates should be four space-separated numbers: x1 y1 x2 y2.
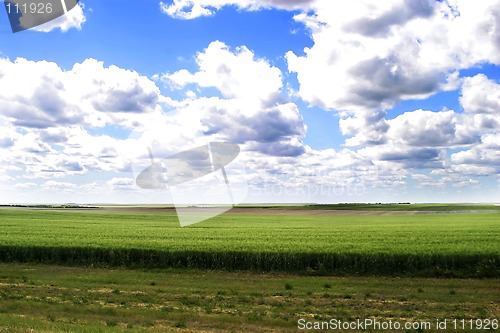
0 206 498 277
0 206 498 332
0 264 498 332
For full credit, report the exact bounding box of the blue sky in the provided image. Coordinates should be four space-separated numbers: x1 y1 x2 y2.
0 0 499 204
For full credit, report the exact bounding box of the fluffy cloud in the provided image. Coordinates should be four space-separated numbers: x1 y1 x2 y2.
239 145 411 203
339 110 389 146
283 0 500 147
106 177 136 191
159 0 314 19
161 41 307 156
0 41 308 199
2 1 499 202
0 124 135 181
451 148 500 168
446 75 500 176
460 74 500 115
29 2 86 32
355 74 500 183
386 110 479 148
287 0 500 112
42 180 77 191
0 57 161 129
163 41 282 104
183 98 305 154
159 0 500 180
359 144 447 170
412 172 480 188
450 137 500 176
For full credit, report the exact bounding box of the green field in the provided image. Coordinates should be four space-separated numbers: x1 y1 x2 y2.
0 208 498 277
0 264 498 333
0 207 498 332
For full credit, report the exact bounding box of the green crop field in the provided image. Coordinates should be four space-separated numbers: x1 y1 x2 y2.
0 207 498 332
0 208 498 277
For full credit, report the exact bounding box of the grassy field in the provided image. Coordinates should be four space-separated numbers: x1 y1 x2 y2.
0 208 498 277
0 207 498 332
0 264 498 332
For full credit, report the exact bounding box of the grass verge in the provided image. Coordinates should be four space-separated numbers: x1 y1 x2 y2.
0 264 498 332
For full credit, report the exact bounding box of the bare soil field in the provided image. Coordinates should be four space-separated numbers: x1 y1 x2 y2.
96 206 493 216
227 208 435 215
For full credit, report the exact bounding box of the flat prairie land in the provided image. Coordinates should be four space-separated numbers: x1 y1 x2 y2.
0 207 498 276
0 264 498 332
0 205 498 332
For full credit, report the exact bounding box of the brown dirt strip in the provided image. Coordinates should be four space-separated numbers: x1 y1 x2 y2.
2 205 495 215
96 207 465 215
226 208 432 215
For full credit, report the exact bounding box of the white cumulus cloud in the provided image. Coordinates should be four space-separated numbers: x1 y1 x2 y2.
0 57 161 129
30 2 86 32
160 41 307 156
287 0 500 112
159 0 315 19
